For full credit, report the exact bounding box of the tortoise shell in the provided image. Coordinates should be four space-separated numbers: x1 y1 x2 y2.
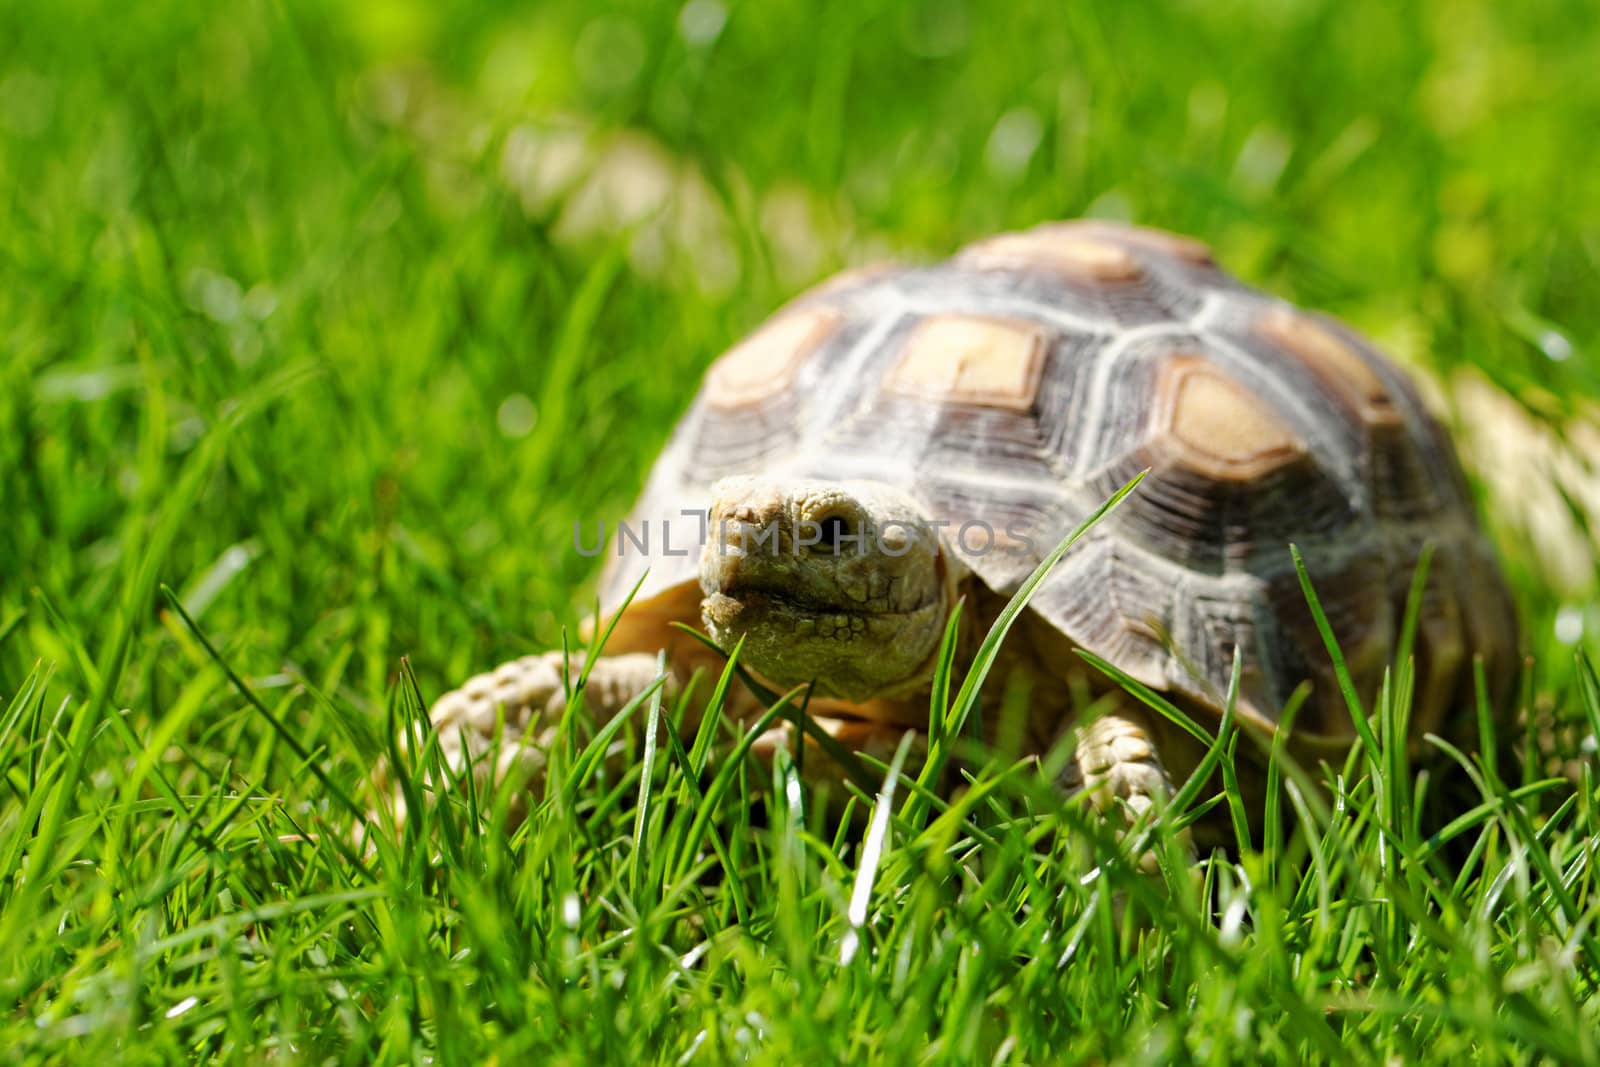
603 221 1518 744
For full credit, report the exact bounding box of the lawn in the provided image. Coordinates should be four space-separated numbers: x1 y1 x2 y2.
3 0 1599 1061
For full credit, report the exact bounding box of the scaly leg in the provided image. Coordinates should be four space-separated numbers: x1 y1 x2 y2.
1061 708 1190 872
384 651 674 825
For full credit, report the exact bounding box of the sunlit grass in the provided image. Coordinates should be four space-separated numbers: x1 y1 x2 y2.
2 0 1598 1061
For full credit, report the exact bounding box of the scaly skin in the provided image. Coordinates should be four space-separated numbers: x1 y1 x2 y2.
697 476 957 702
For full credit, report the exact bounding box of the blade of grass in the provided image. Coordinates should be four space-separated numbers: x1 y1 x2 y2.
160 586 375 854
631 650 668 898
1290 543 1380 766
840 730 916 966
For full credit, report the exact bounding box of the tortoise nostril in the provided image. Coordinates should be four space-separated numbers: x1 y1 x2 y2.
813 513 856 555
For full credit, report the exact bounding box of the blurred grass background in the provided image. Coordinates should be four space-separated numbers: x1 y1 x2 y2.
3 0 1600 1060
5 0 1597 695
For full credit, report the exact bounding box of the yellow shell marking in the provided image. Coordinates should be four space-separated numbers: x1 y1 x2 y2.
1156 358 1306 480
705 307 840 409
960 229 1144 283
1059 221 1215 267
886 314 1048 412
1258 307 1403 431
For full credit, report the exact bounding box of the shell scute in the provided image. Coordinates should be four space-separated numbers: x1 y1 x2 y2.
1259 553 1394 738
705 306 841 410
1152 357 1307 482
957 228 1146 285
885 313 1049 413
953 222 1205 325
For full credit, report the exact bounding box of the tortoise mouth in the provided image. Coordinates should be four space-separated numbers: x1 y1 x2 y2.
699 586 952 702
698 534 951 627
694 478 954 700
699 588 936 637
699 569 944 630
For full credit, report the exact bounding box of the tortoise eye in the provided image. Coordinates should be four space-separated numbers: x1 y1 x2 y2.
813 513 855 554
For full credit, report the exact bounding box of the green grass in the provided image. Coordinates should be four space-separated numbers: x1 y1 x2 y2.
4 0 1600 1061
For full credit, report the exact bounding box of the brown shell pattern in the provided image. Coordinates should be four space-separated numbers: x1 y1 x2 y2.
608 221 1519 742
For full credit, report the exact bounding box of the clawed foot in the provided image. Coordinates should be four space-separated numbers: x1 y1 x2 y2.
379 650 669 826
1062 710 1193 873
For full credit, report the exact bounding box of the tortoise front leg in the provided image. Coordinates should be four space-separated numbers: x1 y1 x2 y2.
1063 707 1191 871
428 650 671 750
385 651 677 825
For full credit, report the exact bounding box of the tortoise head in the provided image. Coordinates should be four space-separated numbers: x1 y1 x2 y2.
698 476 960 701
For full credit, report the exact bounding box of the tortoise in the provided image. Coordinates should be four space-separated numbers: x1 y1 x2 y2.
410 219 1519 843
